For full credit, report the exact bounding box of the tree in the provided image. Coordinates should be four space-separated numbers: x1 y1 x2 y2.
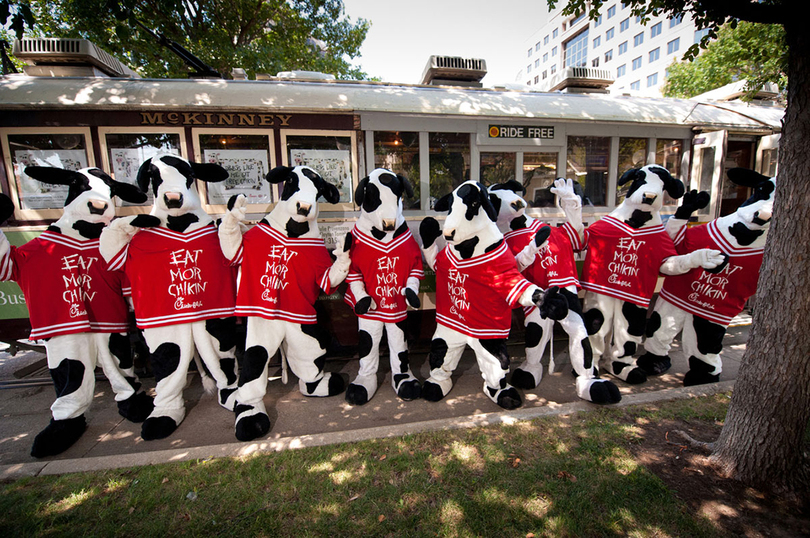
1 0 35 73
550 0 810 498
663 21 787 99
27 0 371 80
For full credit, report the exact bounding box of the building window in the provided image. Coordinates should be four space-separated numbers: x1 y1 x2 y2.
670 14 683 27
527 64 532 73
571 12 586 26
552 46 558 57
651 22 662 38
197 132 274 207
657 139 684 205
647 72 658 87
553 28 559 38
607 5 616 18
542 70 548 79
694 28 711 43
535 59 540 68
593 35 601 48
535 42 542 51
480 152 517 186
429 132 470 207
634 32 644 47
284 132 355 203
594 14 603 27
667 37 680 54
635 15 642 23
374 131 420 209
544 35 549 45
551 65 557 74
606 27 615 40
620 18 629 32
649 47 660 62
632 56 642 70
617 64 626 77
543 52 549 62
567 136 611 206
528 48 532 57
618 41 628 55
562 22 567 31
630 80 641 90
534 75 539 84
605 49 613 62
564 29 590 68
592 58 600 67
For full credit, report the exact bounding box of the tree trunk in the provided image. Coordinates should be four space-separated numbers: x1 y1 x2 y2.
707 18 810 496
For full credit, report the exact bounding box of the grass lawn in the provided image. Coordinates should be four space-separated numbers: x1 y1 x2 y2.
0 394 734 537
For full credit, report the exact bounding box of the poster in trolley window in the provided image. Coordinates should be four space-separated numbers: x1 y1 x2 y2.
203 149 272 205
13 149 88 210
289 148 352 204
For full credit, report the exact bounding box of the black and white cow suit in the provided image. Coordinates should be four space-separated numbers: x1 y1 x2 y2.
0 168 153 458
571 165 726 385
420 180 570 409
637 168 774 385
219 165 351 442
488 179 621 405
100 155 240 441
343 168 424 405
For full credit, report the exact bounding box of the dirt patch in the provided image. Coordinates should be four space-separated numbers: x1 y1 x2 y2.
628 417 810 537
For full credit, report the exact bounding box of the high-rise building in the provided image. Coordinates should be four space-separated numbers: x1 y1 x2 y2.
519 2 709 95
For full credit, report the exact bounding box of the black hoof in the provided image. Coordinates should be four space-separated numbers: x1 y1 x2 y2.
397 379 422 401
496 387 522 410
30 416 87 458
345 384 369 406
624 367 648 385
589 381 622 404
141 416 178 441
421 381 445 402
636 353 671 376
117 391 154 423
327 373 346 396
235 413 271 442
683 371 720 387
510 368 538 390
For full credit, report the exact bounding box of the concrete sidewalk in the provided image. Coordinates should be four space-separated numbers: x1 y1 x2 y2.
0 323 749 481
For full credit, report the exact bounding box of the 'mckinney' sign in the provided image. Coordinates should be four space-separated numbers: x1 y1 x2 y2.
488 125 555 139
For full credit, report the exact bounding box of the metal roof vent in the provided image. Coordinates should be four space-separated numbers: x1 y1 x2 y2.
539 66 613 94
12 38 139 78
420 55 487 87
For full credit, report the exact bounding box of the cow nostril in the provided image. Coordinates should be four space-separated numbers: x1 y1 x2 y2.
382 219 396 231
87 201 108 215
443 229 456 241
511 200 525 211
642 193 657 205
164 193 184 208
296 202 311 216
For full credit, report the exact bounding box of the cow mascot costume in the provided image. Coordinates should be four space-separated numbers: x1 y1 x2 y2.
488 179 621 405
219 165 351 442
637 168 774 385
343 168 424 405
100 155 240 441
419 180 569 409
0 168 153 457
571 165 726 384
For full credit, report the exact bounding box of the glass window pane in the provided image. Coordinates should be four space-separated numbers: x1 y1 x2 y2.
373 131 420 210
698 146 716 217
429 132 470 208
616 138 648 204
523 152 557 207
106 132 181 206
286 135 353 203
567 136 610 206
479 152 516 186
761 148 778 177
8 133 90 210
656 139 683 205
199 134 273 205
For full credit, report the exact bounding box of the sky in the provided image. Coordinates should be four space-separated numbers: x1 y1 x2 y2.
341 0 551 86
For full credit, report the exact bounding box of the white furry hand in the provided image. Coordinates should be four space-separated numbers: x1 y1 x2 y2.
692 248 726 270
109 214 140 237
550 178 580 207
225 194 247 226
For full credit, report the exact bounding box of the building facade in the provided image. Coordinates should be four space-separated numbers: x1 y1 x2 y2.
520 2 709 96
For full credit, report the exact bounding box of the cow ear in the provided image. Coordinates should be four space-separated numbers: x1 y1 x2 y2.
87 168 115 186
24 166 86 186
319 182 341 204
727 167 770 188
136 158 154 194
663 176 685 199
266 166 294 184
503 179 525 194
478 183 498 222
355 176 369 206
618 168 641 186
190 162 229 183
433 193 452 212
0 193 14 224
398 174 415 199
111 182 148 204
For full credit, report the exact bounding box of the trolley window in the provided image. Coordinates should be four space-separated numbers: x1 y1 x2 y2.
656 138 684 206
566 136 610 207
281 130 356 208
429 132 471 208
373 131 421 210
616 137 649 204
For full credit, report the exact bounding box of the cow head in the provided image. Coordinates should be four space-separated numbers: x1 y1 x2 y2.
24 166 146 239
614 165 685 228
355 168 414 240
488 180 529 233
433 181 501 258
724 168 776 247
265 165 340 238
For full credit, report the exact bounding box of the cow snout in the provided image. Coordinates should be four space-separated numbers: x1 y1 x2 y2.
642 192 657 205
382 219 396 231
753 208 771 225
443 229 456 242
87 200 108 215
164 192 184 209
510 199 525 211
296 202 311 216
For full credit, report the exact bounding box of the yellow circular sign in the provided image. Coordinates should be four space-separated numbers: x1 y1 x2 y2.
489 126 500 137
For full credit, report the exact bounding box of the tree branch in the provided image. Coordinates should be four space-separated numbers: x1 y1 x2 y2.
673 429 716 452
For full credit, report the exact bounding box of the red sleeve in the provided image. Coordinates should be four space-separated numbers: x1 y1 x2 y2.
1 244 21 282
493 251 533 307
409 241 424 280
657 232 680 265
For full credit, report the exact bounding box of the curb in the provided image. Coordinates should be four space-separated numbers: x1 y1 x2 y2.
0 380 735 481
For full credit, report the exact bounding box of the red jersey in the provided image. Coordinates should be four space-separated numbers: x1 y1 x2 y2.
504 219 580 289
660 220 763 326
108 225 236 329
435 241 533 339
580 215 678 308
344 227 424 322
232 223 334 324
1 231 129 339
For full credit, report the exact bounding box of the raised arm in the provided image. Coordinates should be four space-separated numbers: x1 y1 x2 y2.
99 214 160 263
219 194 247 262
666 190 710 241
550 178 584 243
419 217 442 271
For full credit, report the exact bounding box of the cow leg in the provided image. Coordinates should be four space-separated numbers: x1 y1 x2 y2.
31 334 96 458
233 317 284 442
387 320 420 401
470 336 521 410
422 324 466 402
582 291 615 368
287 322 345 397
682 315 726 386
345 318 383 405
94 332 153 422
511 307 553 390
604 300 648 384
140 326 195 440
192 318 240 411
637 298 686 376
